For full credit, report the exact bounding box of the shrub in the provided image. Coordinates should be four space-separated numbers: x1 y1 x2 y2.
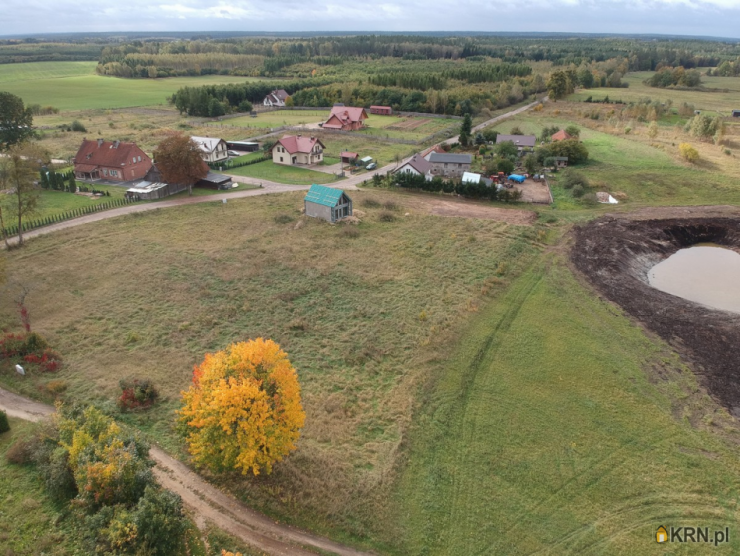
382 200 399 211
0 410 9 433
361 198 381 208
6 437 34 464
342 227 359 239
679 143 700 163
561 169 590 190
378 211 396 222
71 120 87 132
118 378 159 410
572 184 585 198
273 214 294 224
46 380 68 395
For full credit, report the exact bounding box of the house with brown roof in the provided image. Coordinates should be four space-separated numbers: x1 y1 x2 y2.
73 139 152 182
322 106 368 131
496 134 537 152
271 135 325 166
551 130 572 142
393 154 432 180
263 89 289 107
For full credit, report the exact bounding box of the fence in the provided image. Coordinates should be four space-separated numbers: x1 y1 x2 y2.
2 196 140 238
208 154 269 171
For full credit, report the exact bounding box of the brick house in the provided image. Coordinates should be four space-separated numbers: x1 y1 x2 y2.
322 106 368 131
73 139 152 182
271 135 325 166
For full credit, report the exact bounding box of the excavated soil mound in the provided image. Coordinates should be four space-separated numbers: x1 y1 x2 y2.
572 207 740 415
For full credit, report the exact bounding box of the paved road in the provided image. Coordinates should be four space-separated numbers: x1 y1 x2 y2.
0 386 373 556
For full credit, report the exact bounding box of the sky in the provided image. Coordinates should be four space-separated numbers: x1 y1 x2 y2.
2 0 740 39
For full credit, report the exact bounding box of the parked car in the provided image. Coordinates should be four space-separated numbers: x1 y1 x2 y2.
366 162 377 170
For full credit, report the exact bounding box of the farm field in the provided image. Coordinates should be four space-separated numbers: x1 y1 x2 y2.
0 61 259 111
226 159 341 184
359 114 457 141
0 190 544 551
569 72 740 116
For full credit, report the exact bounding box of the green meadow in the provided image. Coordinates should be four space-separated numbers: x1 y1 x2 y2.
0 61 258 111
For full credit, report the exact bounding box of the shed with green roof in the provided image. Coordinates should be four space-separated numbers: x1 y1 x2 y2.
304 184 353 223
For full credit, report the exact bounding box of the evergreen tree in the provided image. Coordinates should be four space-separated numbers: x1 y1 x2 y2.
459 113 473 147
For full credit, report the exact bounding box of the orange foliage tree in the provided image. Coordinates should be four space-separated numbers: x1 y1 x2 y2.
179 338 305 475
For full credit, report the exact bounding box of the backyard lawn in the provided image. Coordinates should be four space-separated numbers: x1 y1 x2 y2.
226 160 341 185
225 110 330 129
34 184 128 220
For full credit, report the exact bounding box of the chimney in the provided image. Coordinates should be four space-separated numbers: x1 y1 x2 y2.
113 141 120 149
97 138 103 147
297 134 302 138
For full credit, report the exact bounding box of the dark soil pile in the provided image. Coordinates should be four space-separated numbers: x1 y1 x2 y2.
572 208 740 415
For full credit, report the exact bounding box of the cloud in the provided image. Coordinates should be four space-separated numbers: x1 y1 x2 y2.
0 0 739 37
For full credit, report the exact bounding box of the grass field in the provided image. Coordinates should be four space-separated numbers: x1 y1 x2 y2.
0 420 75 555
398 250 740 554
569 72 740 117
226 159 341 184
0 61 258 111
225 110 330 129
33 184 128 220
359 114 456 141
0 190 541 550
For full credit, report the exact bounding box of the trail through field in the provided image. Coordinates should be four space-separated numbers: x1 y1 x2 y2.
0 386 373 556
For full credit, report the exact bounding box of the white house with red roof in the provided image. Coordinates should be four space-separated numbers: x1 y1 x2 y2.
270 135 325 166
73 139 152 182
322 106 368 131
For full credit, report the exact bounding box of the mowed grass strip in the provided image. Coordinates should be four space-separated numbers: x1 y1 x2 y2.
0 190 539 549
32 185 128 220
227 159 341 184
0 61 259 111
398 255 740 555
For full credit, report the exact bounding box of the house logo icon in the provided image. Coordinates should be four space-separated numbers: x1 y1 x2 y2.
656 525 668 543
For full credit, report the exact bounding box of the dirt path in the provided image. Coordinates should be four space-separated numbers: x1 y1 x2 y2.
0 386 374 556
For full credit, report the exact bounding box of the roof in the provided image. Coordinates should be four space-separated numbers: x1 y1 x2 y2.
340 151 358 158
427 152 472 164
396 154 431 175
462 172 481 184
551 130 572 142
553 156 569 161
272 135 325 155
304 184 348 208
421 145 446 158
73 139 149 169
265 89 289 103
370 105 392 110
191 136 225 154
199 172 231 184
360 156 373 163
496 134 537 147
74 164 98 173
323 106 368 127
127 181 168 194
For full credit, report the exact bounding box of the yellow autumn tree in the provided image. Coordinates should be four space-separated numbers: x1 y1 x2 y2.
179 338 305 475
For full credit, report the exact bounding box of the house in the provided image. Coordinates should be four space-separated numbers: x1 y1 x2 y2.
263 89 289 107
197 172 234 190
552 156 569 168
73 139 152 182
271 135 325 166
420 145 446 158
340 151 358 164
191 136 228 164
462 172 493 187
733 110 740 118
394 154 432 180
322 106 368 131
304 184 352 223
425 152 472 178
125 165 187 200
370 105 393 115
551 130 572 142
496 134 537 152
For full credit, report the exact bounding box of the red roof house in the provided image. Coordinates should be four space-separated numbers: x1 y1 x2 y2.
322 106 368 131
370 105 393 115
551 130 573 142
271 135 326 166
73 139 152 182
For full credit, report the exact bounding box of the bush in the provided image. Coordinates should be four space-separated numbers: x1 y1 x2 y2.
342 227 359 239
6 437 34 464
0 410 9 433
572 184 585 198
382 200 399 211
561 169 590 190
118 378 159 410
378 211 396 222
679 143 700 163
273 214 294 224
71 120 87 132
361 198 381 208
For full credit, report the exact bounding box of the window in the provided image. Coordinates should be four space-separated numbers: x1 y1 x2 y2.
138 156 141 162
103 169 108 176
280 157 283 162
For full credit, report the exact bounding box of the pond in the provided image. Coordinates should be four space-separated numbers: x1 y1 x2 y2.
648 244 740 314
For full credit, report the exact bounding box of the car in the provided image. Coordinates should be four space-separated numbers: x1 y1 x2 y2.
366 162 377 170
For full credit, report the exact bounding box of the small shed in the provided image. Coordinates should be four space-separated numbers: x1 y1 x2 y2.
340 151 359 164
360 156 373 166
226 140 260 152
197 172 234 190
733 110 740 118
126 181 186 200
304 184 353 223
553 156 569 168
370 105 393 115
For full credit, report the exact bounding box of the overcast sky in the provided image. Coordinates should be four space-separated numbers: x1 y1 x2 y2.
2 0 740 39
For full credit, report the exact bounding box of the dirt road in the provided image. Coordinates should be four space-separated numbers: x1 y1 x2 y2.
0 386 373 556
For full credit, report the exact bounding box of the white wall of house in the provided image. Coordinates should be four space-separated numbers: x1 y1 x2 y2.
272 144 323 166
